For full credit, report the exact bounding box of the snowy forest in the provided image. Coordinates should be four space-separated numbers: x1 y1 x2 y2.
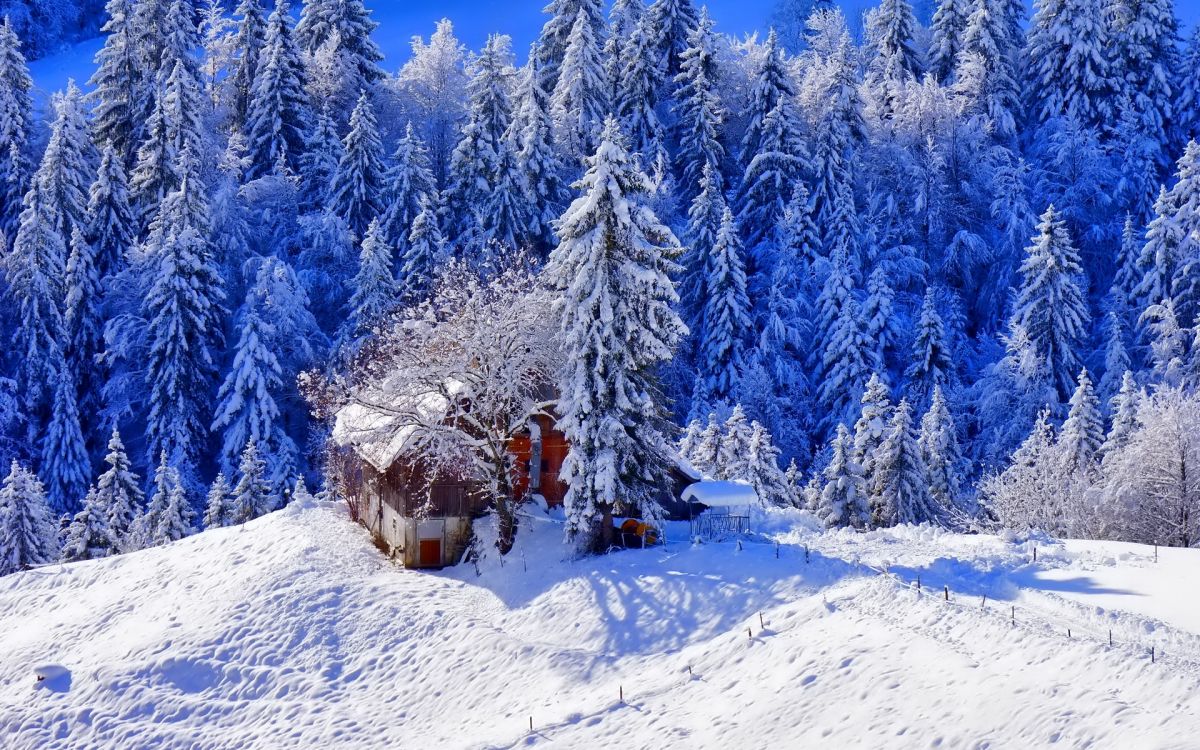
2 0 1200 569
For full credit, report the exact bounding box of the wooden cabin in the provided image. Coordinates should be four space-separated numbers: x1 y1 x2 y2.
332 401 700 569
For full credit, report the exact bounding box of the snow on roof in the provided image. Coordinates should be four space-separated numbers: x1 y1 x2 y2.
331 377 462 472
674 454 704 481
681 480 758 508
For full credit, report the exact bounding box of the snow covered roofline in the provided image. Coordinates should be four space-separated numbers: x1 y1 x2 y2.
331 377 463 473
681 480 758 508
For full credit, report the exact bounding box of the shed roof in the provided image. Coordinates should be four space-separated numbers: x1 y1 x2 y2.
681 480 758 508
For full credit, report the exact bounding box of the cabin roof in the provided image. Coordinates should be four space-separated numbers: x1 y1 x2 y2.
681 480 758 508
331 376 464 473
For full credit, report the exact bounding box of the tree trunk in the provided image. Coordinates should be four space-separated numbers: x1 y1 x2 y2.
496 500 518 555
599 503 614 551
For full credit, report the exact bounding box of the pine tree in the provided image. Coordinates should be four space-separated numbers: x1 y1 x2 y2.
6 181 67 438
232 439 273 523
63 227 104 421
906 288 954 409
818 262 872 429
483 143 532 255
36 82 96 246
346 218 398 339
514 52 569 257
1110 214 1141 314
142 453 194 545
737 97 806 256
61 487 115 562
1097 312 1131 404
1134 186 1182 314
88 0 143 166
245 0 310 179
380 122 436 260
1111 0 1177 172
1140 298 1186 384
647 0 698 77
679 163 724 345
87 146 136 283
545 118 685 551
329 91 385 238
853 372 893 479
130 59 206 227
699 207 752 405
294 0 385 107
1058 368 1103 477
1165 143 1200 327
616 15 666 161
142 148 226 468
1025 0 1118 128
817 424 870 529
90 428 143 551
1177 27 1200 145
0 462 58 574
862 266 900 373
1011 205 1089 398
930 0 969 81
745 421 791 506
397 194 445 306
740 29 794 168
298 105 342 210
919 385 964 516
203 471 235 528
535 0 607 92
672 7 723 207
872 399 936 527
1100 371 1140 461
689 413 723 476
956 0 1021 139
550 10 608 164
40 367 90 516
715 404 754 480
212 286 292 482
230 0 269 126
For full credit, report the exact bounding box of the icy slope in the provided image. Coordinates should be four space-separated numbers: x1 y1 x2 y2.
2 501 1199 749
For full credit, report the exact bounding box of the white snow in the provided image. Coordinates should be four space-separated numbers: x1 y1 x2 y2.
2 502 1200 749
681 479 758 507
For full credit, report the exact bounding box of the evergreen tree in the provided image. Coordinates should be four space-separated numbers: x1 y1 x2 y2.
1058 368 1103 477
906 288 954 408
1025 0 1118 128
0 462 58 574
298 105 342 210
142 453 194 545
853 372 893 479
61 486 114 562
398 195 445 306
550 10 608 164
380 122 436 260
1164 143 1200 327
514 51 569 257
616 15 666 162
6 181 67 438
86 146 136 283
680 163 724 343
740 30 794 169
483 144 532 255
699 207 752 405
1100 371 1140 461
88 0 143 167
329 91 385 238
647 0 698 77
535 0 607 92
545 119 685 551
716 404 754 480
872 399 936 527
745 421 791 506
40 367 89 516
230 0 269 127
919 385 963 516
862 266 900 373
956 0 1021 139
346 218 398 339
245 0 310 179
1133 186 1182 314
37 81 96 242
1177 27 1200 145
689 413 723 475
1110 214 1141 314
231 439 273 523
1111 0 1177 171
817 424 870 529
1010 205 1089 398
63 227 104 421
130 59 206 226
141 148 226 468
930 0 969 81
1097 312 1131 404
203 471 235 528
737 98 806 257
294 0 385 108
818 260 872 429
212 286 292 483
672 7 724 207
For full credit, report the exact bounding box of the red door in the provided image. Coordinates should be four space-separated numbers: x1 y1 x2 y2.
418 539 442 567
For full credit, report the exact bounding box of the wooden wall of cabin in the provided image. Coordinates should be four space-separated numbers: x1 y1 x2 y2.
509 413 569 507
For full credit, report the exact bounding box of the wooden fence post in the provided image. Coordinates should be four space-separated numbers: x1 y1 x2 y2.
943 585 949 601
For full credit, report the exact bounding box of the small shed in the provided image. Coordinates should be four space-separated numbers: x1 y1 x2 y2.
683 481 759 540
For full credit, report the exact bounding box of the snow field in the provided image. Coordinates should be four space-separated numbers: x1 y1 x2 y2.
2 501 1200 748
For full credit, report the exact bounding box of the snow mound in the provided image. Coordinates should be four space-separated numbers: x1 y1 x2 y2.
2 503 1199 748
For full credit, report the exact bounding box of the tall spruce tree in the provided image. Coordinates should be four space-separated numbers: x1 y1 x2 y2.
1011 205 1089 398
672 7 724 207
245 0 310 179
329 91 385 239
1058 368 1103 476
919 385 964 516
817 424 870 529
230 0 269 127
61 486 114 562
87 146 136 283
514 51 569 257
0 462 58 574
906 288 955 409
89 0 143 167
872 399 937 527
647 0 699 78
545 118 685 551
550 10 608 164
380 122 436 261
699 207 752 405
346 218 398 339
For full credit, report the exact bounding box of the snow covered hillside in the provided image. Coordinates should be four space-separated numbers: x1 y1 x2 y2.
3 501 1199 749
